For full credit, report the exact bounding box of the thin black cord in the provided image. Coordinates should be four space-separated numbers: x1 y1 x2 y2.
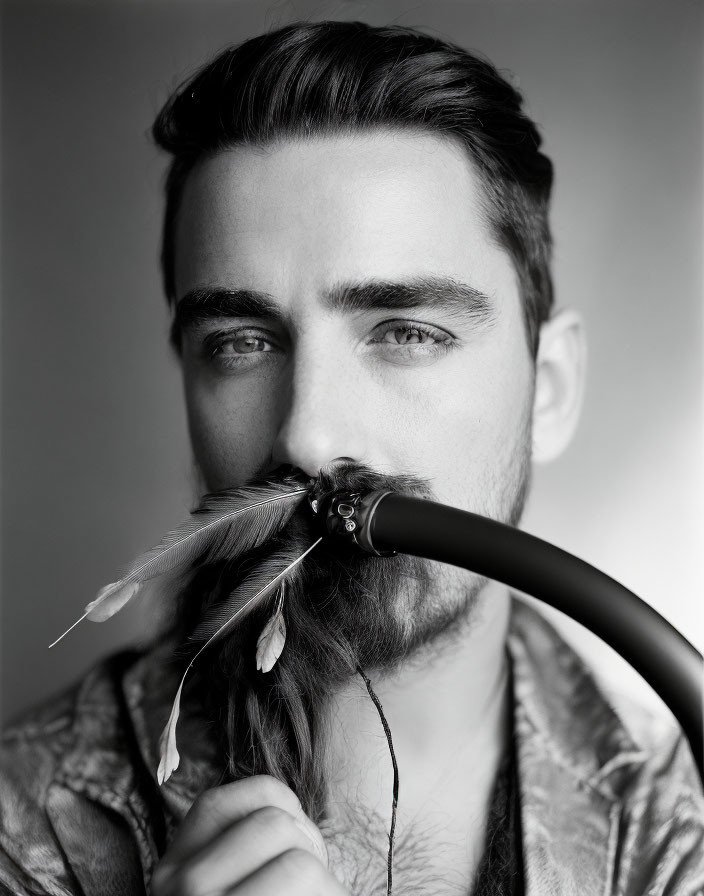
356 665 399 896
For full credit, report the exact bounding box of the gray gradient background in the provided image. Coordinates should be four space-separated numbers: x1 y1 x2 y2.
1 0 702 725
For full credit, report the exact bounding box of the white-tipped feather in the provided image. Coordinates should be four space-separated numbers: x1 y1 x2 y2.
157 537 322 783
84 581 140 622
256 584 286 673
87 485 307 620
49 480 308 647
256 609 287 673
189 537 321 653
157 673 187 785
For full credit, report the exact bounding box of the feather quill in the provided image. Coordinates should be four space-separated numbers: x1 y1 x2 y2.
158 536 322 783
49 475 309 647
187 537 321 647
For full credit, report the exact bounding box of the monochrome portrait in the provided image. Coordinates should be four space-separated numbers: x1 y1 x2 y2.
2 2 702 893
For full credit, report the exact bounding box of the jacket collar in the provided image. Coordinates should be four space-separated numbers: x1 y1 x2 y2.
48 647 222 893
507 598 645 895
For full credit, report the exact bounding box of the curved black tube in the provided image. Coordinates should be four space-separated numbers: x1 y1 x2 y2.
327 491 703 782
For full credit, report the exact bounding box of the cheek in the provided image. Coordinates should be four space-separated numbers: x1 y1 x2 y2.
182 371 281 489
393 345 533 509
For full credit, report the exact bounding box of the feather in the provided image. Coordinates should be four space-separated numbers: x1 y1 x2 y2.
157 673 187 785
49 474 309 647
157 536 322 783
188 537 321 647
90 482 309 617
256 584 287 673
256 609 287 673
84 581 140 622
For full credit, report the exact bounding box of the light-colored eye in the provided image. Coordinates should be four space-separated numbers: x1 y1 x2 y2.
202 327 283 372
368 320 454 350
217 334 274 355
381 326 436 345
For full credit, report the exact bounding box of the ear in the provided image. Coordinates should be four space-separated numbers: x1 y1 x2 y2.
531 308 587 463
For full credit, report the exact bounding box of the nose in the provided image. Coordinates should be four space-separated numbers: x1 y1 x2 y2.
270 352 368 479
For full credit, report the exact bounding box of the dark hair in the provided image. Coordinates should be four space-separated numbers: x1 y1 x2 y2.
152 20 554 356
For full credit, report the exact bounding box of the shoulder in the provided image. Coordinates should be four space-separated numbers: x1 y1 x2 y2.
0 649 142 792
598 695 704 894
0 686 78 895
508 598 704 892
0 650 151 896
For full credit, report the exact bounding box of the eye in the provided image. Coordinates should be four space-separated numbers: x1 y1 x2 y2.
203 327 282 370
380 325 437 345
367 320 455 355
216 334 272 354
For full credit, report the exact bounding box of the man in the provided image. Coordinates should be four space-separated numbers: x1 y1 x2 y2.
1 20 702 896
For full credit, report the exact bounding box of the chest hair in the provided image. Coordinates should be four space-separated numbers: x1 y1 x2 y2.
320 802 481 896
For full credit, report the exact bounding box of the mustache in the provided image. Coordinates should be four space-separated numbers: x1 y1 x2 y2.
305 460 433 507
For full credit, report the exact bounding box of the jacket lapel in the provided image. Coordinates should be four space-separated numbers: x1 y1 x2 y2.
508 599 631 896
46 784 147 896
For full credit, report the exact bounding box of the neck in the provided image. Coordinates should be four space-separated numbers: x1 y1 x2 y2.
320 582 512 825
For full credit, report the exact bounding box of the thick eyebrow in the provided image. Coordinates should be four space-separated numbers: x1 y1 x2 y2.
324 276 495 324
172 276 495 348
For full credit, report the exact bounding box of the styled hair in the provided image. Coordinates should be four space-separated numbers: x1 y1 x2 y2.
152 20 554 356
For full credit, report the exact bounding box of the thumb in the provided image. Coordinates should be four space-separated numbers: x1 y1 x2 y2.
293 806 329 867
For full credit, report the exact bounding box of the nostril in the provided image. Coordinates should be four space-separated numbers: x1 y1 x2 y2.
319 456 359 479
265 462 312 484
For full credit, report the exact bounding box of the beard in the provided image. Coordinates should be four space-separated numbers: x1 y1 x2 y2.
165 412 533 818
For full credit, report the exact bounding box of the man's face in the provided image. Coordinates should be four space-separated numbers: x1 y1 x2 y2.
172 132 535 659
173 131 534 518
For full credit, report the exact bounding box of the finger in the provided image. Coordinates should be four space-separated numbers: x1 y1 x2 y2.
222 848 349 896
165 775 305 861
152 806 326 896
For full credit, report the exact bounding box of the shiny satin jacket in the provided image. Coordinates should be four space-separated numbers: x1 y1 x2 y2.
0 600 702 896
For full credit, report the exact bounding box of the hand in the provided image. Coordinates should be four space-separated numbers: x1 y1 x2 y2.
151 775 349 895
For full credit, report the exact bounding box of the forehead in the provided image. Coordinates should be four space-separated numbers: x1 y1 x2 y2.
173 130 518 308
